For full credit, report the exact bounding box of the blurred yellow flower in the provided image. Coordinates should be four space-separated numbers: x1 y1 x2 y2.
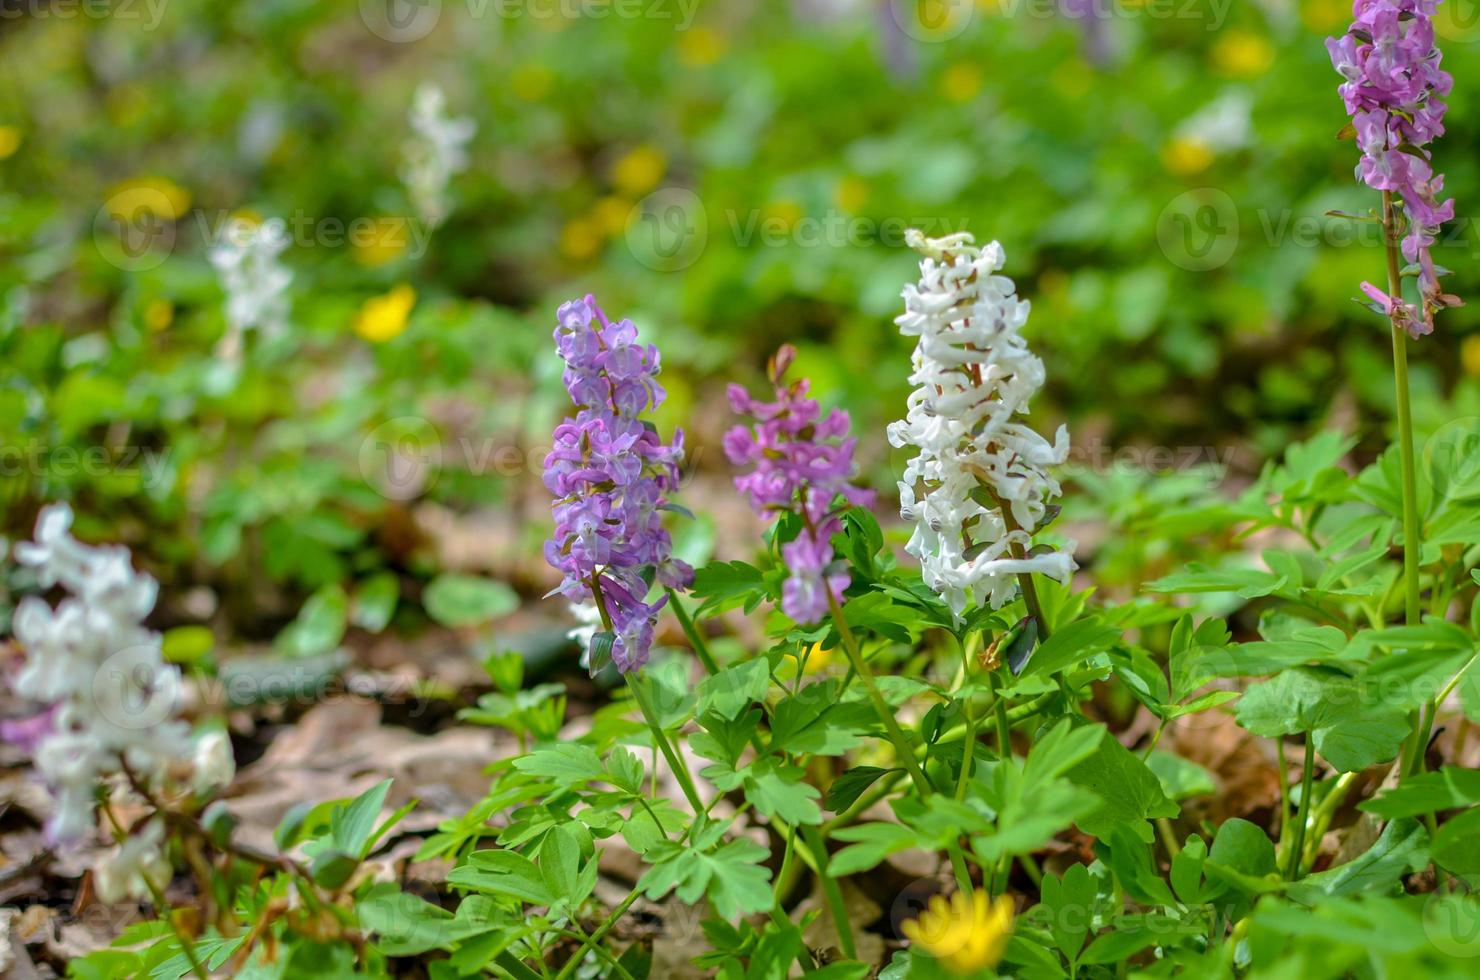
353 218 409 267
591 196 634 236
763 200 803 232
1463 335 1480 378
560 217 602 261
835 176 869 214
903 891 1014 976
355 284 417 343
105 177 192 222
144 299 174 332
679 26 727 66
1213 31 1274 78
0 126 21 160
612 145 666 197
512 65 553 102
941 63 984 103
1161 137 1215 177
1300 0 1349 31
977 0 1011 14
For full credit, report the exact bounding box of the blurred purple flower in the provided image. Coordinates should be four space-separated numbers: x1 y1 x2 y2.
544 295 691 673
1329 0 1462 335
725 345 873 624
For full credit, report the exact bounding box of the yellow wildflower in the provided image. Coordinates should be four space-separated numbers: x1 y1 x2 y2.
591 196 634 237
762 200 803 233
354 284 416 344
612 145 666 197
353 218 409 267
0 126 21 160
1161 137 1215 177
903 891 1014 976
835 176 869 214
941 63 984 103
105 177 191 222
144 299 174 332
678 26 727 67
1463 335 1480 379
559 217 602 261
512 65 553 102
1212 31 1274 78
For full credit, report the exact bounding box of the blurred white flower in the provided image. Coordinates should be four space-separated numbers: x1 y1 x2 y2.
567 601 602 670
1175 91 1253 153
888 230 1076 621
190 731 235 795
402 84 475 229
11 504 227 843
208 216 292 364
94 818 170 904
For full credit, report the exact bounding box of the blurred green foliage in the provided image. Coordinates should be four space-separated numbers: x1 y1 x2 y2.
3 0 1480 613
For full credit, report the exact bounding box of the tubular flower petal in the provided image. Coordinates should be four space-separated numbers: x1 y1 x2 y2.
889 231 1076 622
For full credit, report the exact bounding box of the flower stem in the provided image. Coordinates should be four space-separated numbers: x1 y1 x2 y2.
627 677 705 816
824 591 930 793
1285 738 1317 880
801 823 857 960
1381 190 1428 782
666 587 720 676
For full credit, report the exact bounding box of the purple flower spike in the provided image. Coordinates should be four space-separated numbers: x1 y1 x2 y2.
544 295 692 674
1328 0 1463 336
726 345 874 625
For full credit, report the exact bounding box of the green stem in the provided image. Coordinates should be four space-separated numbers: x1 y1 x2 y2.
1286 738 1317 880
628 678 704 816
801 823 857 960
551 893 639 980
666 587 720 676
1381 190 1428 785
824 590 932 794
1302 771 1358 869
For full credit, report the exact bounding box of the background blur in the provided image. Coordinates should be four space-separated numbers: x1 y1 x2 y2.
3 0 1480 645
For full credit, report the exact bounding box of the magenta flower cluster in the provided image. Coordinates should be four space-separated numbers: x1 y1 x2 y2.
1327 0 1461 336
543 295 691 673
724 346 874 625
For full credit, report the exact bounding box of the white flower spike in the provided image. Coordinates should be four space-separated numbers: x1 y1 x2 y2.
402 84 475 230
888 230 1076 621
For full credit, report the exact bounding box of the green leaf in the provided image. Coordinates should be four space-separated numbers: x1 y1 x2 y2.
539 824 582 903
1146 752 1217 801
1208 818 1277 880
1145 563 1286 599
423 574 518 628
1360 767 1480 819
275 584 349 658
352 572 400 632
1289 818 1429 900
637 837 772 921
744 758 822 826
513 744 605 786
447 849 555 906
825 766 896 813
333 778 393 857
828 823 917 876
1064 725 1178 842
691 560 768 615
695 658 770 720
1431 807 1480 875
1023 618 1120 678
161 626 215 666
